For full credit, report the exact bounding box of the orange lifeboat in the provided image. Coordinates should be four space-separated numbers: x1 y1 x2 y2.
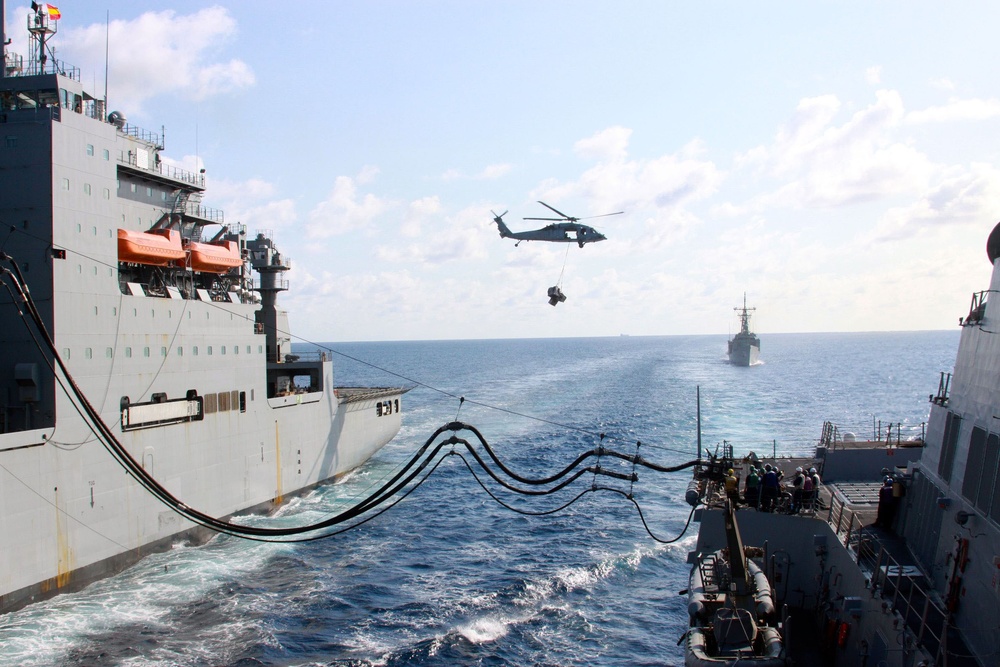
118 229 185 266
186 240 243 273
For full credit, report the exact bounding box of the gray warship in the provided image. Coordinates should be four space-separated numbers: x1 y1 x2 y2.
727 294 760 366
686 223 1000 665
0 4 405 614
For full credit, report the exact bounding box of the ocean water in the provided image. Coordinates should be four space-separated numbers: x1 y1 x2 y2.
0 331 959 667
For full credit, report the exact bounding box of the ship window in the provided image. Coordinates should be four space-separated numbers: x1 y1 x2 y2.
177 347 183 357
193 346 198 356
103 148 110 160
239 391 246 412
103 188 110 199
86 144 94 156
221 346 226 355
130 183 137 193
85 348 93 359
143 347 150 357
84 183 92 195
234 345 239 355
106 348 113 358
146 187 152 197
207 346 213 355
161 347 167 357
61 177 70 190
63 348 70 360
125 347 132 358
4 136 15 148
258 345 263 354
247 345 251 354
204 393 217 414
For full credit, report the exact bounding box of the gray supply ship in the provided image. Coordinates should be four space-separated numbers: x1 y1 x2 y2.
728 294 760 366
686 224 1000 665
0 4 405 614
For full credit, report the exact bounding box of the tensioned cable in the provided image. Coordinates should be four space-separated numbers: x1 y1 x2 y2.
2 269 701 544
0 224 696 458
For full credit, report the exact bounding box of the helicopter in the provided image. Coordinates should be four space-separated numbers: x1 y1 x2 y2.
491 201 622 248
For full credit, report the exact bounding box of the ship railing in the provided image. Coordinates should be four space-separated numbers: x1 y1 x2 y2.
15 55 81 81
117 150 206 188
119 123 163 148
819 420 926 450
827 494 949 664
251 277 290 292
183 202 225 224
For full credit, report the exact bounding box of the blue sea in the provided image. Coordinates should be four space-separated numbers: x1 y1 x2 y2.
0 332 959 667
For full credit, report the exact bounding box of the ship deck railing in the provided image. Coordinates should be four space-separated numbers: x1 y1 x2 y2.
827 494 977 667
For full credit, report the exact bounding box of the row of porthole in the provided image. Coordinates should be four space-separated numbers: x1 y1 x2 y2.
60 177 111 199
84 143 111 160
61 344 266 360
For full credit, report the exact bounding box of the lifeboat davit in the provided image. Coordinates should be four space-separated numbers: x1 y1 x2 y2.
186 240 243 273
118 229 185 266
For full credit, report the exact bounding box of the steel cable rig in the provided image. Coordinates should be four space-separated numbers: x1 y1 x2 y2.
2 252 702 545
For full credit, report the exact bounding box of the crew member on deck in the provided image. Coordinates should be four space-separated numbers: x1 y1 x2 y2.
725 468 740 505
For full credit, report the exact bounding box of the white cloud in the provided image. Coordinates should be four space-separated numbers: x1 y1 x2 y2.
374 204 489 265
439 163 512 181
905 98 1000 124
534 130 723 247
60 7 254 114
739 90 933 209
865 66 882 85
574 126 631 162
306 172 391 238
869 163 1000 241
400 196 442 237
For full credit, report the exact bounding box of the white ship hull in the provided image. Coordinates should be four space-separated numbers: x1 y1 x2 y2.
0 9 405 613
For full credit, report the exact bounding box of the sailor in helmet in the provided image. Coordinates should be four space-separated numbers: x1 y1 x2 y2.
791 466 805 513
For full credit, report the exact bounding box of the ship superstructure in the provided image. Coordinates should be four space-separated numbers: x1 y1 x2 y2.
0 4 405 613
727 294 760 366
687 222 1000 666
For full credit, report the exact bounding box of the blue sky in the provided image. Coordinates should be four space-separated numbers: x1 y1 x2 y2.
7 2 1000 341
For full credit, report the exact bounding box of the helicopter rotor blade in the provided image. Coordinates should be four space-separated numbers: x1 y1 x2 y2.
536 201 575 221
578 211 624 220
523 217 565 221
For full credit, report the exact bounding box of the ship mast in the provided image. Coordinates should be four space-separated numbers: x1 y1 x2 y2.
734 292 755 335
26 2 58 75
